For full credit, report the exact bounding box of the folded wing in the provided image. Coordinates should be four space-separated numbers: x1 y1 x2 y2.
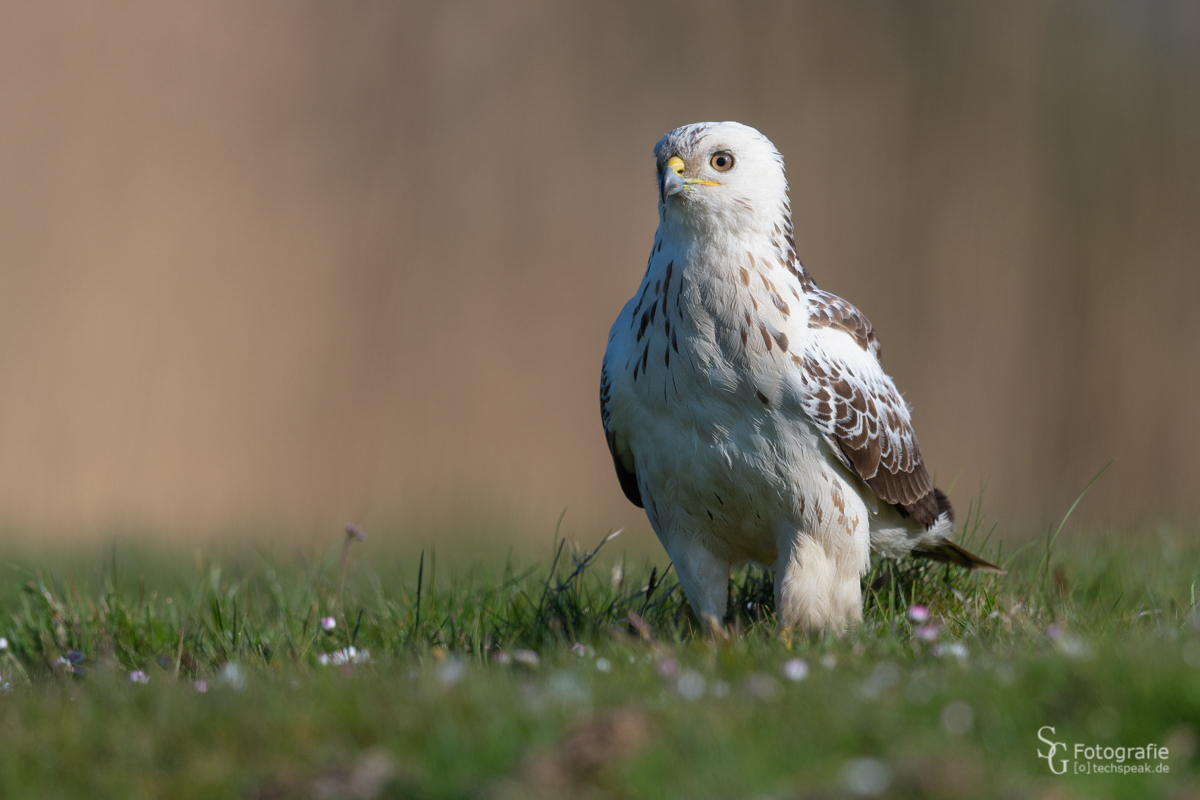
797 292 942 526
600 362 643 508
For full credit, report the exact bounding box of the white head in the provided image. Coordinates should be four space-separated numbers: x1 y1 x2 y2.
653 121 790 237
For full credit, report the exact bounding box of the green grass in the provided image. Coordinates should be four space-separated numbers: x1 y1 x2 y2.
1 509 1199 799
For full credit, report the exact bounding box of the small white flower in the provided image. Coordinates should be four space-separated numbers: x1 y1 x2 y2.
676 670 706 701
842 757 891 797
820 654 838 670
907 605 930 624
0 637 8 650
571 642 595 658
321 646 371 666
915 625 940 642
934 642 969 662
783 658 809 681
438 659 466 686
513 649 540 668
547 671 590 705
655 657 679 679
595 657 612 673
1053 632 1091 660
321 616 337 632
128 670 149 684
219 661 246 689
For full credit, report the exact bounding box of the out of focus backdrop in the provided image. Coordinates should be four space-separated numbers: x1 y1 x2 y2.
0 2 1196 541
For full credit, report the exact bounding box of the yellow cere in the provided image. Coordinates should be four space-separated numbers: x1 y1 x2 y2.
665 155 719 187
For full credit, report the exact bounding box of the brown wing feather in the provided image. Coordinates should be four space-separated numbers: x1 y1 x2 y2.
798 295 943 527
807 289 882 358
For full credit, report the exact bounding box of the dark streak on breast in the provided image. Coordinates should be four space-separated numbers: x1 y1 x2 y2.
631 282 651 325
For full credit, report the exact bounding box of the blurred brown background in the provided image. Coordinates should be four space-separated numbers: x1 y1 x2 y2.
0 2 1196 542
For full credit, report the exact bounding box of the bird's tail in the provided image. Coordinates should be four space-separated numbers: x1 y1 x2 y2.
912 488 1006 573
912 538 1006 573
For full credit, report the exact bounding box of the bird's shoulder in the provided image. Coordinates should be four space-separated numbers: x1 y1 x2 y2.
803 287 881 359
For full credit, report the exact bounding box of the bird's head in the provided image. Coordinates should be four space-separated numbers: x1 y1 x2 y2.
653 121 789 235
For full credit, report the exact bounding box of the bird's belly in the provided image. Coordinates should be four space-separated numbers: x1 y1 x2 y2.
629 393 826 566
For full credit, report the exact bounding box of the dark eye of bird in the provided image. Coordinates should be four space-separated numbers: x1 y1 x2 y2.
710 153 734 171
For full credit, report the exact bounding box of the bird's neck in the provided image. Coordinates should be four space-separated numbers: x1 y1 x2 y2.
655 204 814 293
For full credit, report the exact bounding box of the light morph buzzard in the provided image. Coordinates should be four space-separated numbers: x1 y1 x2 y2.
600 121 1000 633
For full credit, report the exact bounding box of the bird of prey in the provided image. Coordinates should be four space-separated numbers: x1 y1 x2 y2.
600 121 1001 632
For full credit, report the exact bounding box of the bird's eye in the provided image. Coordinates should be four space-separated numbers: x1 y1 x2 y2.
709 152 734 172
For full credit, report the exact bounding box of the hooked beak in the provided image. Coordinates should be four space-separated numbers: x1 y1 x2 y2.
660 156 719 204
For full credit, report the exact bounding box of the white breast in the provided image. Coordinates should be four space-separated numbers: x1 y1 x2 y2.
604 236 854 566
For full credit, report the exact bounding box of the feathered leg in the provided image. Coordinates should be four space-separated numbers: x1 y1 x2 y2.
775 491 870 632
660 534 729 626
